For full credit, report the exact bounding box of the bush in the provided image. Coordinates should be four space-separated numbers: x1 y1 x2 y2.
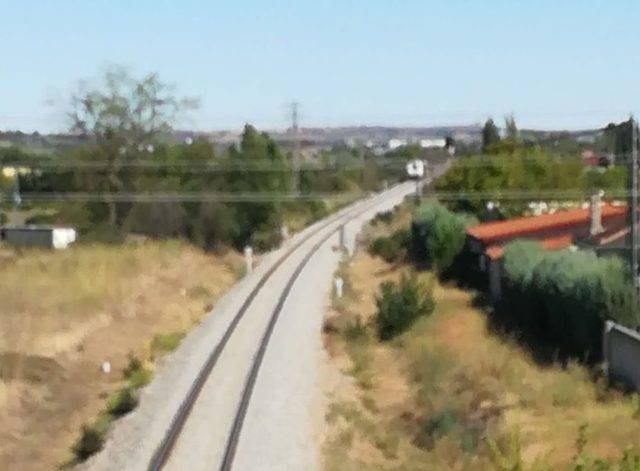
375 271 435 340
123 353 153 388
24 212 56 225
498 241 638 360
151 331 184 357
369 229 410 263
342 316 369 342
250 227 283 251
371 209 394 226
72 417 109 461
411 201 476 273
106 387 138 416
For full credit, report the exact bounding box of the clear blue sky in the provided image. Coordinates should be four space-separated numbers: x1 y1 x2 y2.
2 0 639 132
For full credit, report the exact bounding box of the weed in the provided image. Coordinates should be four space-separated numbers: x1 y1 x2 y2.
151 331 185 357
485 432 525 471
186 284 212 299
415 408 459 449
375 270 435 340
71 414 110 462
360 394 378 413
346 341 374 389
342 316 368 343
106 387 138 417
123 353 153 388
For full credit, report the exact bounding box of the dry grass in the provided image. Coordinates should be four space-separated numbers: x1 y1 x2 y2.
0 241 243 470
360 201 414 248
322 249 640 470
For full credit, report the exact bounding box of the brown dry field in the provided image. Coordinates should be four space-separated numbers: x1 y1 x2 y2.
321 250 640 470
0 241 242 470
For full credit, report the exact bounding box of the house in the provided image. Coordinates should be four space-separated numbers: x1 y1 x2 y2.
581 150 600 167
466 194 628 300
388 138 408 150
419 138 446 149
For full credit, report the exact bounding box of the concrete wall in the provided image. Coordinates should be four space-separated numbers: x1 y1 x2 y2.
604 321 640 390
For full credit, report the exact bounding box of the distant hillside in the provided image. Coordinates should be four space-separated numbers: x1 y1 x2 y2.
0 131 83 154
0 124 607 155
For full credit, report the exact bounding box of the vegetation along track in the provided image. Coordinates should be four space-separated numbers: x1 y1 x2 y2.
147 182 415 471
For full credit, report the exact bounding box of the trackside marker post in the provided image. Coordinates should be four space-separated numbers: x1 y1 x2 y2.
244 246 253 275
334 277 344 298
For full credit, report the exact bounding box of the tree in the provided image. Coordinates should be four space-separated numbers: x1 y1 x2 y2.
505 114 519 141
603 118 638 156
222 124 293 248
482 118 501 152
69 66 197 225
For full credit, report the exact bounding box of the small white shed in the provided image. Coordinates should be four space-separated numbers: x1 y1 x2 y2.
0 226 77 249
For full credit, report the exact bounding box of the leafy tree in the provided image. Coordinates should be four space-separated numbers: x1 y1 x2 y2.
411 201 476 273
482 118 501 152
603 119 637 156
505 114 519 142
69 66 197 225
434 150 625 220
221 124 293 248
498 241 638 360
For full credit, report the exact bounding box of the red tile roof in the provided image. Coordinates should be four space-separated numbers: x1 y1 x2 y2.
467 205 627 245
485 234 574 261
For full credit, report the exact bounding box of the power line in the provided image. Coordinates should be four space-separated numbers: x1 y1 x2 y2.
7 188 638 204
1 154 632 172
9 191 365 203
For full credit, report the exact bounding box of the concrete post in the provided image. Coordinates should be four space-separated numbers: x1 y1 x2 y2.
244 246 253 275
334 277 344 298
339 225 346 249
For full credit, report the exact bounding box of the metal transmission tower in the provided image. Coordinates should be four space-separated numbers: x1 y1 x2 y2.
289 102 301 194
630 115 639 295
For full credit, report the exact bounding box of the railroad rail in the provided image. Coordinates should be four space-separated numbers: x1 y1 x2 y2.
147 181 420 471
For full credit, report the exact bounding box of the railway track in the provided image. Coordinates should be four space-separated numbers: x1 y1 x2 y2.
146 182 415 471
78 175 441 471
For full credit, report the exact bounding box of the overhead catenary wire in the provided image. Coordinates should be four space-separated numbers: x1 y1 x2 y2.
0 155 632 173
6 188 637 204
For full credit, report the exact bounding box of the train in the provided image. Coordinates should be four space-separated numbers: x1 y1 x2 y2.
405 159 425 179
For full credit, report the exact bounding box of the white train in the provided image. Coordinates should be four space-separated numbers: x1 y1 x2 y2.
405 159 425 179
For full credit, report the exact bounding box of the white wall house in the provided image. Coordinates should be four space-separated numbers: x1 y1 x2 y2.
419 138 446 149
388 138 408 150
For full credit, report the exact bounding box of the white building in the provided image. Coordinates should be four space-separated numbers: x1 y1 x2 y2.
419 138 447 149
388 138 408 150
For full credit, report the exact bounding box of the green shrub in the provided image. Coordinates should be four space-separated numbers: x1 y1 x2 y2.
499 241 638 360
375 271 435 340
151 332 184 356
342 316 369 342
371 209 394 225
123 353 153 388
106 387 138 417
411 201 476 273
250 227 282 251
369 228 410 263
24 212 56 225
72 416 110 461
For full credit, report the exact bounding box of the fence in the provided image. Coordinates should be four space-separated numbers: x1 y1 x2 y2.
603 320 640 390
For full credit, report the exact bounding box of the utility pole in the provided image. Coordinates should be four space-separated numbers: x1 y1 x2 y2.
630 115 639 295
290 102 300 194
